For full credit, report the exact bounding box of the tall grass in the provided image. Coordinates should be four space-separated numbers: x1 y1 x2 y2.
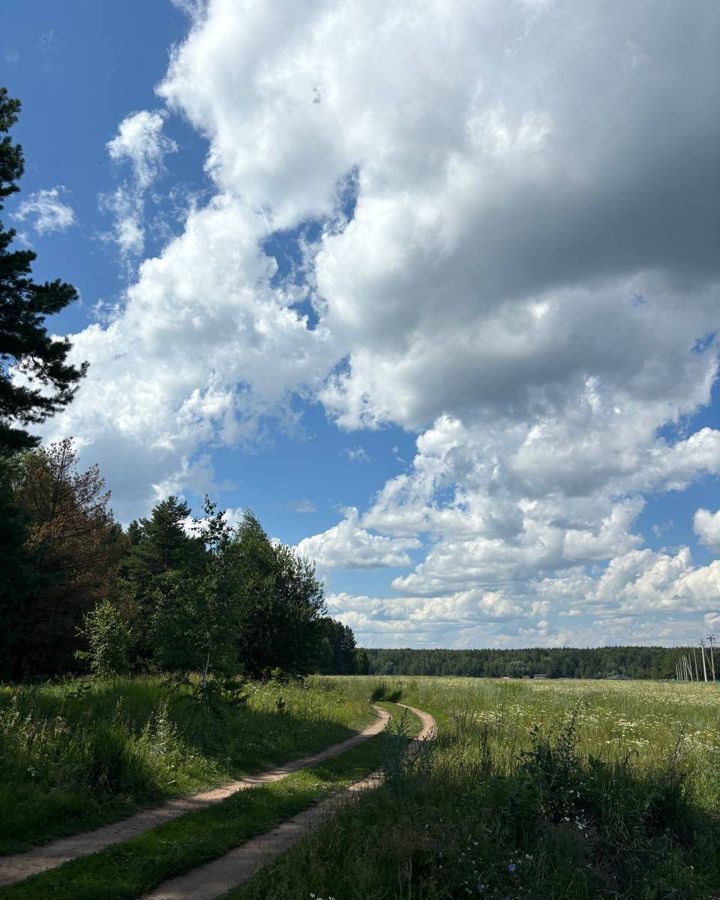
0 675 373 853
233 677 720 899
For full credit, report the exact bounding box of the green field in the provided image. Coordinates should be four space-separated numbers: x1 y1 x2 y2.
2 675 719 899
235 676 720 900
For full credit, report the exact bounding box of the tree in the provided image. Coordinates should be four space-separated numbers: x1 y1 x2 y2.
315 618 358 674
125 496 204 578
227 511 326 678
148 498 240 682
79 598 134 676
8 438 123 676
121 495 206 663
355 648 370 675
0 88 87 454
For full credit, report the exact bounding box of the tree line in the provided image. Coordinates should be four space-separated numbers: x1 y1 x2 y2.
363 647 689 680
1 439 362 681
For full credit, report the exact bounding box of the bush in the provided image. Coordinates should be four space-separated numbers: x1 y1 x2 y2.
78 599 134 676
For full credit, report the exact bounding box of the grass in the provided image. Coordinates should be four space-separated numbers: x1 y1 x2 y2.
0 674 374 853
230 677 720 900
0 703 419 900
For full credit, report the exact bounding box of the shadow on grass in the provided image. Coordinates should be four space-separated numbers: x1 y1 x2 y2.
0 677 365 854
0 703 415 900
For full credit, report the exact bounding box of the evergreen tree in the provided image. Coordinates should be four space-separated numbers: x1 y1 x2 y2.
0 89 87 454
149 498 240 680
121 495 205 663
316 618 358 674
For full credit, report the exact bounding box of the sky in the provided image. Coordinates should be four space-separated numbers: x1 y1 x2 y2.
3 0 720 650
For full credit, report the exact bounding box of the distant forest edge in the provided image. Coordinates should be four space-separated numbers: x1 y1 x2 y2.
362 646 697 680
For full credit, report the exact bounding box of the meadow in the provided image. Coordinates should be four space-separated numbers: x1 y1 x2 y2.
1 675 718 899
235 676 720 900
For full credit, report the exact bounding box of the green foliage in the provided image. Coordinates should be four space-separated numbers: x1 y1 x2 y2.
0 456 36 680
227 511 326 678
121 495 206 665
315 618 358 674
369 680 403 703
78 599 134 676
0 88 86 454
355 647 370 674
2 439 123 678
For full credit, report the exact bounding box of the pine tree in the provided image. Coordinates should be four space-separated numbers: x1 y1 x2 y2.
0 88 87 454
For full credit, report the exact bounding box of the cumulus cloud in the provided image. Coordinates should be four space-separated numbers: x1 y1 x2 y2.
47 196 336 519
296 507 421 570
14 187 75 235
694 509 720 554
327 588 549 646
46 0 720 642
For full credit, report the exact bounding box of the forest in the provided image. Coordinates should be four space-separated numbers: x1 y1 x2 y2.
364 646 690 679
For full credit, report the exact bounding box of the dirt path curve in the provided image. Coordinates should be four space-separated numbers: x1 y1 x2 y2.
0 707 391 889
144 703 437 900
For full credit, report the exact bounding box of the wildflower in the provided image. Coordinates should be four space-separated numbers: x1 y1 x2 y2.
508 862 517 874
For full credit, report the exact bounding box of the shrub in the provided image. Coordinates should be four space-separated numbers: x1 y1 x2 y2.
78 599 134 676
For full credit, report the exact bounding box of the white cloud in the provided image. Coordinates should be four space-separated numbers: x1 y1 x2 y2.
296 507 420 570
592 547 720 614
47 196 336 519
107 110 177 189
694 508 720 554
103 110 178 259
14 187 75 235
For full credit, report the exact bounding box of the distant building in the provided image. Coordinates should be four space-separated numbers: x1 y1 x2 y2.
533 673 548 679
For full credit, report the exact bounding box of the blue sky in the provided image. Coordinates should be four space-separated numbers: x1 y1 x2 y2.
3 0 720 649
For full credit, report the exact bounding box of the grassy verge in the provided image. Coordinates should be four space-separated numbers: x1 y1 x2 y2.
230 677 720 900
0 703 419 900
0 675 374 853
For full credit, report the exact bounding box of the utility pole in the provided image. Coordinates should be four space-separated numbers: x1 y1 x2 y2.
708 635 716 681
700 641 708 682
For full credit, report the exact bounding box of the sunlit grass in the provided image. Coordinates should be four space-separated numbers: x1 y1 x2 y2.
0 675 373 853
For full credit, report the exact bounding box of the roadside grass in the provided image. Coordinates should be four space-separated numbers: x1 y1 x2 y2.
231 677 720 900
0 703 417 900
0 675 374 853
